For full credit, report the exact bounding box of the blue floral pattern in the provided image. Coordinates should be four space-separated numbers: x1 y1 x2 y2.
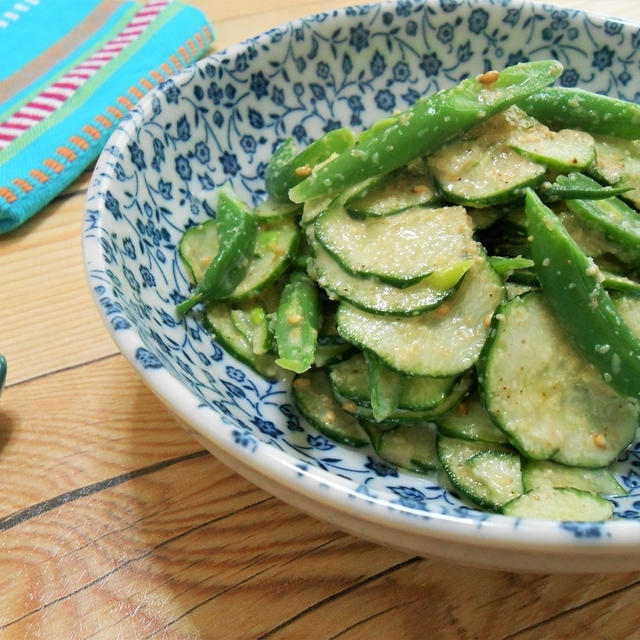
83 0 640 561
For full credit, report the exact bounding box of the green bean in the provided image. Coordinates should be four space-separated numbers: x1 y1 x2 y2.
176 190 257 316
524 188 640 400
538 174 632 202
264 137 297 202
275 271 321 373
365 352 404 421
266 129 354 203
518 87 640 139
288 60 563 203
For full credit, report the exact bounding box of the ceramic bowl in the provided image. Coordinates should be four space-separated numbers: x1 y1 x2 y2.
83 0 640 572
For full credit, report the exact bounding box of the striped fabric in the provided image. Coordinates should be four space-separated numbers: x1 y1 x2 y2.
0 0 214 233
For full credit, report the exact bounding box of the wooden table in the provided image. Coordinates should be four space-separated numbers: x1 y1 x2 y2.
2 0 640 637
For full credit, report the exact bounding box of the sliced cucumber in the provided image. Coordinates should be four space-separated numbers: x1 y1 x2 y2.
346 163 438 217
203 303 284 381
522 460 626 497
479 292 638 467
364 422 439 473
253 197 301 220
336 254 504 377
428 107 546 207
179 218 299 301
292 368 369 447
502 487 614 521
308 226 460 316
509 126 595 172
436 390 509 444
437 435 522 510
315 202 475 286
592 134 640 209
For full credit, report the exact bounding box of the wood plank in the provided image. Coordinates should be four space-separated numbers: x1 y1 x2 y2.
0 356 198 517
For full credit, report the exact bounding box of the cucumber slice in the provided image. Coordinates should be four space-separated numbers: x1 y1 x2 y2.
437 435 522 510
428 107 546 207
179 218 299 301
292 368 369 447
329 353 458 412
502 487 614 521
311 234 464 316
203 303 284 381
253 197 301 220
436 390 509 444
313 341 353 368
336 254 504 377
315 202 475 286
592 134 640 209
346 163 437 217
363 422 439 473
509 127 595 172
522 460 626 496
479 292 638 467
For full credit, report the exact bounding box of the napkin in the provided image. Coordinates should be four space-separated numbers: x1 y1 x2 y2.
0 0 214 233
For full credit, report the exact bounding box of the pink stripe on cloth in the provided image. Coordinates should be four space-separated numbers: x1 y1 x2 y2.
0 0 169 150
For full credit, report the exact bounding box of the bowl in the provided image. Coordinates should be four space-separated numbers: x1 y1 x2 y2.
83 0 640 573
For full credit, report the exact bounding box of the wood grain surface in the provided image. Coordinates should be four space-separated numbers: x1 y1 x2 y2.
1 1 640 638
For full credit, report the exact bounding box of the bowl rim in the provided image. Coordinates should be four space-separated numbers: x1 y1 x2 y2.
83 0 640 563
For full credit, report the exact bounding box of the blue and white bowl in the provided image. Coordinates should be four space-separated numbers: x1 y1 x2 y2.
83 0 640 572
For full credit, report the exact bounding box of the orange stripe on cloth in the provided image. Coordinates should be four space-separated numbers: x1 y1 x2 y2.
43 158 64 173
194 32 204 50
95 114 113 129
82 125 101 140
12 178 33 193
30 169 49 184
0 187 17 203
117 95 134 110
106 105 124 119
186 38 197 57
56 146 77 161
178 46 189 64
139 78 153 91
129 86 143 100
160 63 173 76
149 70 165 83
69 135 89 151
169 54 182 70
202 25 213 43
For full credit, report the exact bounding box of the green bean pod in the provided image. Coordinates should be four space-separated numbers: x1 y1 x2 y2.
538 173 632 202
518 87 640 139
176 190 258 315
266 128 354 203
524 188 640 401
365 352 404 421
275 271 321 373
289 60 563 203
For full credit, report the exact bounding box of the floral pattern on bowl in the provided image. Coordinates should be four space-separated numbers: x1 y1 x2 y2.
83 0 640 572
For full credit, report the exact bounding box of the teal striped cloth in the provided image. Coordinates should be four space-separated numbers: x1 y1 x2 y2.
0 0 214 233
